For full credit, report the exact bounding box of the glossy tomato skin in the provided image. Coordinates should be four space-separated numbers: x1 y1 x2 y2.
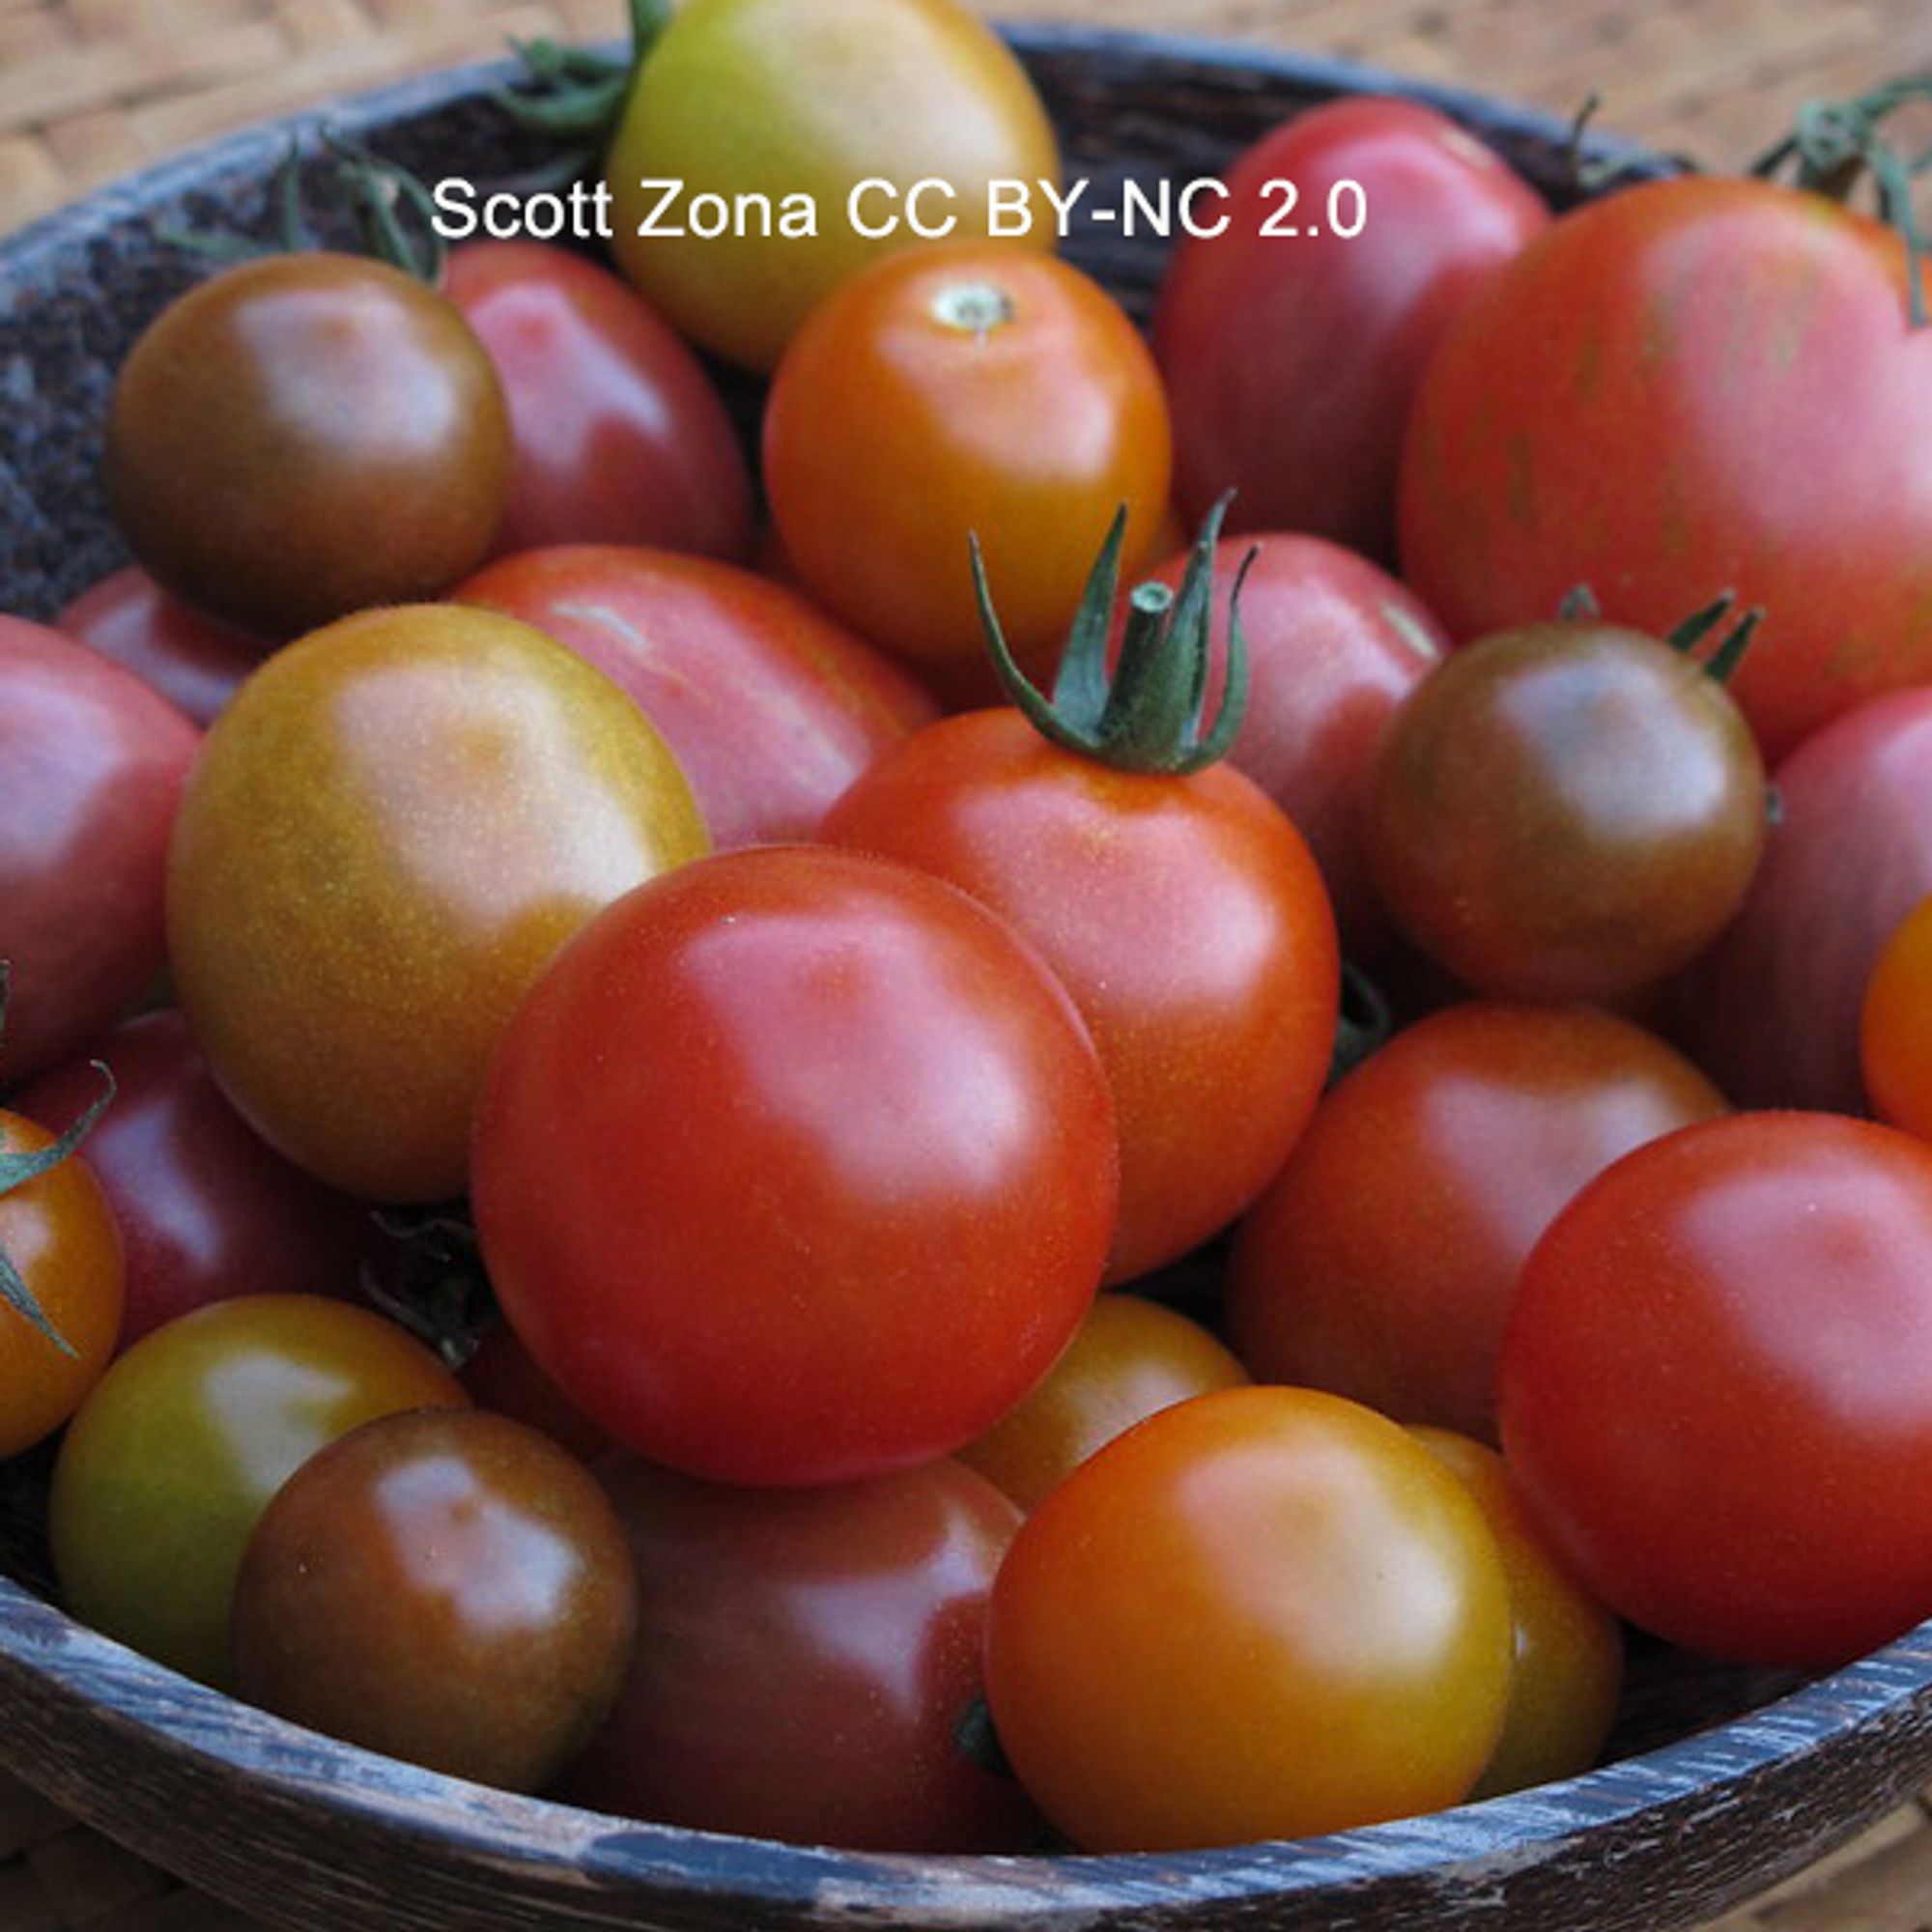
0 1112 123 1459
764 242 1173 695
955 1291 1247 1511
1863 894 1932 1140
1228 1003 1727 1443
231 1407 637 1793
1128 532 1447 955
1367 621 1767 1004
1401 176 1932 760
49 1293 468 1688
441 241 753 562
14 1011 375 1350
58 566 262 725
822 710 1339 1283
1667 689 1932 1114
165 603 709 1203
985 1384 1512 1851
453 544 937 847
1500 1113 1932 1668
564 1455 1036 1850
0 616 200 1088
606 0 1059 372
1154 98 1548 560
472 846 1118 1487
106 253 512 639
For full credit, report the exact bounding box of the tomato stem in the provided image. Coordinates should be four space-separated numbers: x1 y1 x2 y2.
495 0 672 147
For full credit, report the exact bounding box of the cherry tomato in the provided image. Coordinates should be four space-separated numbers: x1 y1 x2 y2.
472 845 1118 1487
955 1291 1247 1512
1227 1003 1727 1443
1124 531 1447 955
231 1407 636 1793
605 0 1059 372
1366 619 1767 1004
453 544 937 847
1153 97 1548 560
1400 175 1932 759
0 1110 123 1459
440 241 754 562
1499 1112 1932 1668
1667 688 1932 1113
764 242 1173 695
1862 892 1932 1142
1409 1428 1624 1801
49 1293 468 1688
0 615 199 1087
106 253 511 639
563 1455 1035 1850
984 1384 1512 1851
58 566 261 725
165 603 709 1202
823 708 1338 1283
14 1011 375 1350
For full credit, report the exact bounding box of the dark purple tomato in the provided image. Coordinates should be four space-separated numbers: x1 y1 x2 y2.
14 1010 375 1350
0 615 200 1087
231 1407 637 1793
562 1453 1037 1851
58 566 264 725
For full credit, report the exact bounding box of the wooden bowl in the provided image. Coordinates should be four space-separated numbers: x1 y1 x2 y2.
4 25 1931 1932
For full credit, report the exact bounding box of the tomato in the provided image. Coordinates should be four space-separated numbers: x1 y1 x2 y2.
1861 893 1932 1141
48 1293 468 1688
0 616 199 1087
231 1408 636 1793
440 241 754 562
984 1384 1513 1851
563 1455 1035 1850
453 544 937 847
764 242 1173 696
822 708 1338 1283
605 0 1059 372
1366 619 1767 1004
1408 1428 1624 1801
58 567 261 725
165 603 709 1203
1227 1003 1727 1443
1400 175 1932 760
0 1110 123 1459
106 253 511 639
1499 1112 1932 1669
471 845 1118 1487
14 1011 375 1350
1125 532 1447 955
1153 97 1548 561
1667 688 1932 1114
955 1291 1247 1512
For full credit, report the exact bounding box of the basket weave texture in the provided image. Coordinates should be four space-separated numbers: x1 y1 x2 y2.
6 1 1932 1926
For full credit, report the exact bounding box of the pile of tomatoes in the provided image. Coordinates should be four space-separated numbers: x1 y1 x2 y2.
12 0 1932 1866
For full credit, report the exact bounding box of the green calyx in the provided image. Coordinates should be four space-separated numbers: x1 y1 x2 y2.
494 0 673 148
1554 583 1760 686
971 497 1255 777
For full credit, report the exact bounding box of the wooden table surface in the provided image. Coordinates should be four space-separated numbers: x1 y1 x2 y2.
5 1 1932 1926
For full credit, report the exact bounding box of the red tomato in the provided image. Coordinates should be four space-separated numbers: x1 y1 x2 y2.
58 566 262 724
1152 97 1548 560
453 544 937 847
763 242 1172 696
984 1385 1513 1851
1401 175 1932 760
822 709 1339 1283
1126 532 1447 954
1228 1003 1727 1443
14 1011 374 1350
471 846 1119 1487
0 616 199 1087
441 241 754 563
1500 1112 1932 1668
564 1455 1035 1851
1667 688 1932 1113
